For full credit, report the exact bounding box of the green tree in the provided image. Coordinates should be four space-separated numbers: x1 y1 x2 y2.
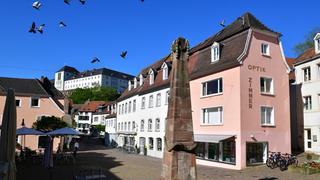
32 116 69 132
68 87 120 104
294 27 320 55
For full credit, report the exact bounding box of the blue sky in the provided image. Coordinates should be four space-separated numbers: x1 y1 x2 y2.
0 0 319 79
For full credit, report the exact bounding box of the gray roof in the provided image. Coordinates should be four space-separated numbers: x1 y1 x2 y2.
69 68 134 80
57 66 79 74
0 77 49 97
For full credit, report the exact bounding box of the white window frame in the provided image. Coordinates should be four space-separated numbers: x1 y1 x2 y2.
165 90 170 105
211 42 220 62
201 106 223 125
16 99 21 107
148 119 153 132
201 78 223 97
140 120 145 132
149 69 154 85
260 106 274 126
261 43 270 56
303 96 312 110
303 67 311 82
141 97 146 109
162 63 169 80
156 93 161 107
260 77 274 95
128 101 132 113
133 100 136 112
155 118 160 132
149 95 154 108
30 97 40 108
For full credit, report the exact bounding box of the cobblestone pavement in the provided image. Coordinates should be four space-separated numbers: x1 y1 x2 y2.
16 138 320 180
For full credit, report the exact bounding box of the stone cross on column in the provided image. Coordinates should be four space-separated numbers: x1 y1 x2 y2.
161 37 197 180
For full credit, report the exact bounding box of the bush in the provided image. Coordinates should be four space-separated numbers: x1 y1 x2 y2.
306 153 313 160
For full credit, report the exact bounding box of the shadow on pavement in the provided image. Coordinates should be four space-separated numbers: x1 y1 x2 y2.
16 151 123 180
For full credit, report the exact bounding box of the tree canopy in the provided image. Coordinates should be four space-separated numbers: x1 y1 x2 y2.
69 87 120 104
294 27 320 55
32 116 69 132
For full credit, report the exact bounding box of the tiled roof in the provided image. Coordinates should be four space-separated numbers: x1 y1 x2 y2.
118 12 278 101
57 66 79 74
0 77 49 97
79 101 107 112
286 57 296 81
294 47 320 66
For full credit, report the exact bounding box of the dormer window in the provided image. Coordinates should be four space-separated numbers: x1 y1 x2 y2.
139 74 144 86
134 78 138 88
211 42 220 62
149 69 154 85
128 81 132 91
161 63 168 80
314 33 320 54
261 43 270 56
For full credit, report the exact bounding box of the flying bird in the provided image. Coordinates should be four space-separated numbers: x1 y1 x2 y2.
37 24 45 34
91 57 100 63
59 21 67 28
64 0 71 5
32 1 41 10
220 20 225 27
120 51 127 59
79 0 85 5
141 0 144 2
28 22 36 33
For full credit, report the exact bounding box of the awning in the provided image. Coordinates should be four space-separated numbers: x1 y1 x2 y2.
194 134 235 143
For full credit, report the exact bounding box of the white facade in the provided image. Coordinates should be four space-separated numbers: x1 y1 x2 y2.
294 35 320 154
117 87 170 158
75 112 93 133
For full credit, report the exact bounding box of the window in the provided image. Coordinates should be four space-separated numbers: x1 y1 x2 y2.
148 119 152 132
119 106 121 115
202 78 223 96
149 137 154 150
128 122 131 131
133 100 136 112
93 117 98 122
149 95 154 108
140 120 144 132
165 91 170 105
317 39 320 51
128 101 132 113
132 121 135 131
261 43 270 56
211 42 220 62
121 104 124 114
260 77 273 94
16 99 21 107
139 74 144 86
202 107 223 125
304 96 312 110
156 138 162 151
57 72 61 80
149 70 154 85
118 123 120 131
31 97 40 107
261 106 274 126
156 93 161 107
124 122 127 131
303 67 311 82
306 129 312 148
125 103 128 114
155 118 160 132
121 122 123 131
141 97 146 109
162 64 168 80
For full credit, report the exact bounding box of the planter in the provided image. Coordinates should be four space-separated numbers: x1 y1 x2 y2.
288 165 320 175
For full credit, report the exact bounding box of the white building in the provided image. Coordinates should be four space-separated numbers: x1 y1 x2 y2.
294 33 320 154
54 66 134 93
116 59 171 158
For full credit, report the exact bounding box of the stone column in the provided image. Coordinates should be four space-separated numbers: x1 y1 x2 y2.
161 37 197 180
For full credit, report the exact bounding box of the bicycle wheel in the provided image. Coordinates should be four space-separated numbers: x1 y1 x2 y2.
279 160 287 171
266 158 272 168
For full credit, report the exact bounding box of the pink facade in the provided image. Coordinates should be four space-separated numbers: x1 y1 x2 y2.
190 30 291 170
0 95 65 151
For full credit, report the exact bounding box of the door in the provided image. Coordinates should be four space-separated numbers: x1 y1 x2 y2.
246 142 268 165
305 129 312 150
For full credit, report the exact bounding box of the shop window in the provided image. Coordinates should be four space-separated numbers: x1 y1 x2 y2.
156 138 162 151
148 137 154 150
195 142 205 159
222 139 236 164
246 143 267 165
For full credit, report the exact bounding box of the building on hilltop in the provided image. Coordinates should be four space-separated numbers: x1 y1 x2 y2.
0 76 66 151
293 33 320 154
54 66 134 93
115 12 291 170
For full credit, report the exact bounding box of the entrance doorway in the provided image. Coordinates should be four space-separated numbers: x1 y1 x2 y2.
246 142 268 165
305 129 312 150
139 137 146 155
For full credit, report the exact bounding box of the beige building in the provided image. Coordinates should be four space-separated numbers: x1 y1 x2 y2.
0 77 66 151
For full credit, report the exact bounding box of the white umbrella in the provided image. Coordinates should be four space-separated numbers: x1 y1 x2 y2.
0 89 17 180
16 127 44 135
46 128 83 136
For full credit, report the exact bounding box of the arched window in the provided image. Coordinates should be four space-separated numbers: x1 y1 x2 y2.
149 95 154 108
156 93 161 107
140 120 145 132
149 70 154 85
155 118 160 132
148 119 153 132
156 138 162 151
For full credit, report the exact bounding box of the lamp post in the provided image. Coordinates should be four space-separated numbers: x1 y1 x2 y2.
21 118 25 149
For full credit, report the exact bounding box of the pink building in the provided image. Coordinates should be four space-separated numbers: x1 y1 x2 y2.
0 77 66 151
189 13 291 170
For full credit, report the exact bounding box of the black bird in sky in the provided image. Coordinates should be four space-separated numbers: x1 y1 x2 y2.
64 0 71 5
37 24 45 34
91 57 100 63
32 1 41 10
79 0 85 5
28 22 36 33
59 21 67 28
141 0 144 2
120 51 127 59
220 20 225 27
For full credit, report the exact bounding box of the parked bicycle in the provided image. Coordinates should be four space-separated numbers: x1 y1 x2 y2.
266 151 298 171
266 151 282 169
